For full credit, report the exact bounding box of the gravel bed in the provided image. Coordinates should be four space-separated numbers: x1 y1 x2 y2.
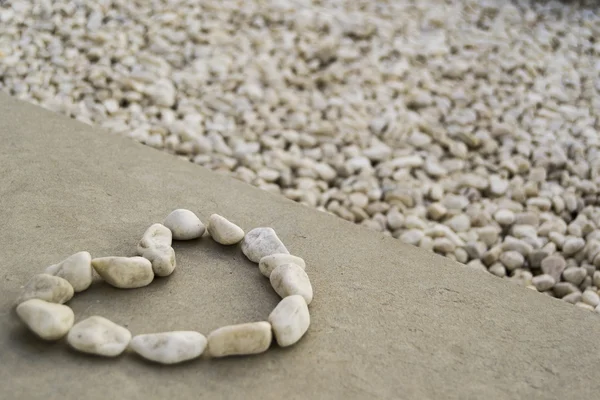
1 0 600 311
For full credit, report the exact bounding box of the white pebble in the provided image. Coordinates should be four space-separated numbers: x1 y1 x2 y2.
137 223 172 254
164 209 206 240
562 267 587 285
494 209 515 226
207 321 272 357
270 263 313 305
531 274 555 291
45 251 93 292
16 299 74 340
68 316 131 357
581 290 600 307
91 257 154 289
499 251 524 271
241 227 289 263
268 295 310 347
140 245 176 277
207 214 245 245
259 254 306 278
16 274 74 305
562 237 585 256
130 331 207 364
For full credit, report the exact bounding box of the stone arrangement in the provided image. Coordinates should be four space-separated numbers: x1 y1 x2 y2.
1 1 600 312
14 210 312 364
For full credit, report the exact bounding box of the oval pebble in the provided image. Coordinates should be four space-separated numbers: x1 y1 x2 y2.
241 227 289 263
16 299 74 340
16 274 74 305
140 245 176 277
130 331 207 364
207 214 245 245
268 295 310 347
92 256 154 289
259 254 306 278
207 321 272 357
270 263 313 305
67 316 131 357
45 251 93 292
137 223 172 253
164 209 205 240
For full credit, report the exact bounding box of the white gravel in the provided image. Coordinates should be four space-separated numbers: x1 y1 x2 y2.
1 1 600 310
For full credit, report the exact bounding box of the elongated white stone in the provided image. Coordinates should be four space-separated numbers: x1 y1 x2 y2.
130 331 207 364
207 214 245 245
16 299 74 340
268 295 310 347
67 316 131 357
91 256 154 289
207 321 272 357
16 274 74 305
137 223 172 254
140 245 176 277
45 251 93 292
163 209 205 240
241 227 289 263
259 254 306 278
270 264 313 305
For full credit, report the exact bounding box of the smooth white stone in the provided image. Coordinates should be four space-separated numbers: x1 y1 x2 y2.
268 295 310 347
163 209 205 240
67 316 131 357
91 257 154 289
45 251 93 292
130 331 207 364
207 321 272 357
270 264 313 305
140 245 176 277
16 299 74 340
16 274 74 305
207 214 245 245
241 227 289 263
137 223 172 254
259 254 306 278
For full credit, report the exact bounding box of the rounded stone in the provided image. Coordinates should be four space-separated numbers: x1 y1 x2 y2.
163 209 206 240
207 321 272 358
137 223 172 254
67 316 132 357
259 254 306 278
140 245 176 277
270 263 313 305
207 214 245 245
16 299 74 340
241 227 289 263
16 274 74 305
268 295 310 347
130 331 207 364
45 251 93 292
499 251 524 271
92 256 154 289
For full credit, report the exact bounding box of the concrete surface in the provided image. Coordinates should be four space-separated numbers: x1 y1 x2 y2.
1 93 599 399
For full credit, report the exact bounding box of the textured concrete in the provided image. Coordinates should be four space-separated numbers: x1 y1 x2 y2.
1 93 599 399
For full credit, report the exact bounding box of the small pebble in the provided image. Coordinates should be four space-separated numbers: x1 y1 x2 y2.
488 262 506 277
92 257 154 289
562 237 585 256
499 251 524 271
16 299 74 340
130 331 207 364
207 321 272 357
45 251 93 292
562 267 587 286
268 295 310 347
140 245 176 277
67 316 132 357
207 214 245 245
259 254 306 278
270 263 313 305
541 255 567 282
553 282 580 298
494 209 515 226
16 274 74 305
241 227 289 263
581 290 600 307
164 209 206 240
562 292 582 304
532 274 555 291
137 223 172 253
